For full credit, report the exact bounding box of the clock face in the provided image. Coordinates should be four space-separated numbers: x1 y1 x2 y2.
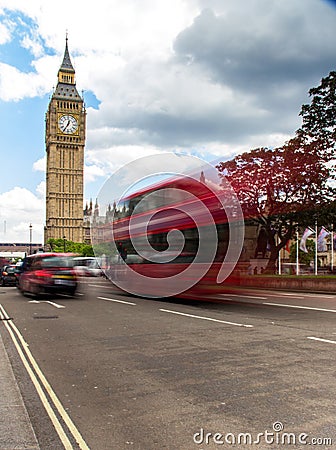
58 114 78 134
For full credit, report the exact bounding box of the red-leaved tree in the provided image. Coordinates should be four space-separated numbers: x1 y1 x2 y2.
217 136 335 273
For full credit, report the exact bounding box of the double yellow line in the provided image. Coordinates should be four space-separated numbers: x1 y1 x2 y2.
0 304 90 450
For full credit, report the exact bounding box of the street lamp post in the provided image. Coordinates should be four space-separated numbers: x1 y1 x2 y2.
29 223 32 255
63 236 66 253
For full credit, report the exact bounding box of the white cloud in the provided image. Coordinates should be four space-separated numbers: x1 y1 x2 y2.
33 156 46 172
84 164 106 184
0 186 44 242
0 19 11 44
0 0 196 102
36 181 45 198
86 145 164 176
0 62 50 101
21 33 44 58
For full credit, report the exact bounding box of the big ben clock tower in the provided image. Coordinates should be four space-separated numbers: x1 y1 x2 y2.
45 36 86 244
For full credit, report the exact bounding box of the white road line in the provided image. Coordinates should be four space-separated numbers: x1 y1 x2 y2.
0 304 90 450
160 308 253 328
262 293 305 299
307 336 336 345
280 292 335 299
28 300 65 309
280 292 305 296
302 293 336 299
97 296 136 306
89 284 112 289
263 302 336 313
219 293 267 300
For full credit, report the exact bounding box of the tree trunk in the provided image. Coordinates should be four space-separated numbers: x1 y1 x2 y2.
263 242 279 274
263 249 278 274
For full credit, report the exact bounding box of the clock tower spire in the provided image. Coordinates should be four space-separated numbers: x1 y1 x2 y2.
58 34 75 83
44 35 86 245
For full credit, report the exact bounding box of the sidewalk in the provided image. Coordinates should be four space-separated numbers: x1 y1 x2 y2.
0 331 40 450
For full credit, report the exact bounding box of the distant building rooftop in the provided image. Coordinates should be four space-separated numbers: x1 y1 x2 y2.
0 243 43 252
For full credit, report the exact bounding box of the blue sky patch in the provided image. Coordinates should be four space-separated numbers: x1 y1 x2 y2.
83 90 101 110
0 10 55 72
0 95 48 192
324 0 336 7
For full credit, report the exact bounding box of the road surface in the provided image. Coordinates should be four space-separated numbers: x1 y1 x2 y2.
0 279 335 449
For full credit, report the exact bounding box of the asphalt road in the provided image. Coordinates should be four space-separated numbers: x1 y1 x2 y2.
1 279 336 449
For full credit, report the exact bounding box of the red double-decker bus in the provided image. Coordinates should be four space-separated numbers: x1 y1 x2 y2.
93 174 254 298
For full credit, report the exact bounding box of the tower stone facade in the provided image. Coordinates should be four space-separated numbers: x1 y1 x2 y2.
44 37 86 244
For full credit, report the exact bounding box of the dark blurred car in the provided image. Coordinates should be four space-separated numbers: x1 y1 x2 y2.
16 253 77 297
0 265 17 286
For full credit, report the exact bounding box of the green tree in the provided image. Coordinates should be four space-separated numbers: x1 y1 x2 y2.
289 239 315 267
299 71 336 157
93 242 117 258
47 238 94 256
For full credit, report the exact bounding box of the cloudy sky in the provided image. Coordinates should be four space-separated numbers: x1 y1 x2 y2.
0 0 336 243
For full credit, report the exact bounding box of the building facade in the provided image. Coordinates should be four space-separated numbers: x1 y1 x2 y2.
44 37 86 244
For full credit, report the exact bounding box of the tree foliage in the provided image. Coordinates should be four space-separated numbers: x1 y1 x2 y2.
299 71 336 157
47 238 94 256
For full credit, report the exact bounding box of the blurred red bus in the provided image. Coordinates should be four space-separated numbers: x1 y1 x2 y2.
93 174 253 297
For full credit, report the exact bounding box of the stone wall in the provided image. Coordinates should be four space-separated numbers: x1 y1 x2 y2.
236 275 336 294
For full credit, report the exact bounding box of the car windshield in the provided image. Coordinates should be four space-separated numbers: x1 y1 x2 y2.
6 267 16 273
74 259 91 267
74 258 99 268
40 257 74 268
